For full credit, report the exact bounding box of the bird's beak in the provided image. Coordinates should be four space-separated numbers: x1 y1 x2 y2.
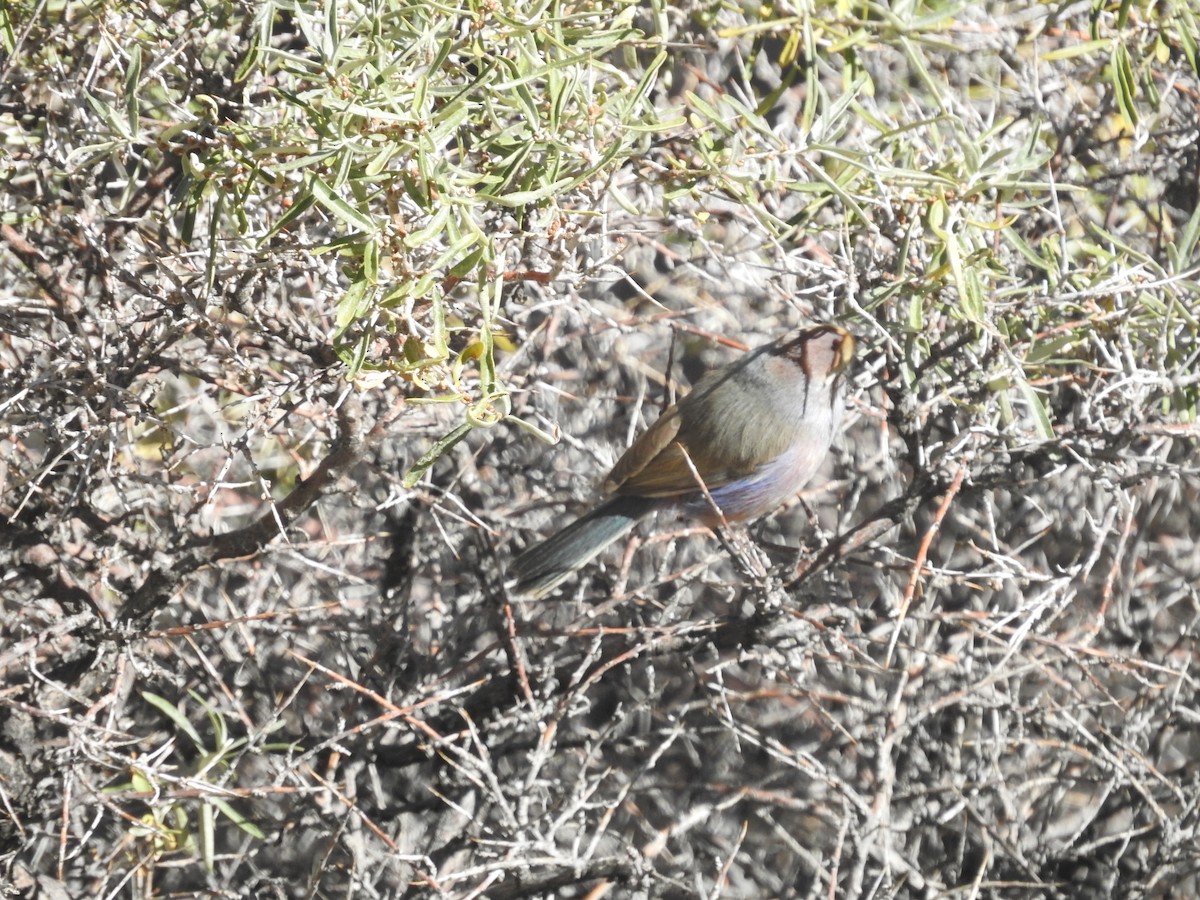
831 328 855 372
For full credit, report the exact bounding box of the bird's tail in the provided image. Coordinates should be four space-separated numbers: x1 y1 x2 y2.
509 495 660 599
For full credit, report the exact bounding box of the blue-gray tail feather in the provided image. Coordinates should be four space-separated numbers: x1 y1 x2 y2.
510 495 660 599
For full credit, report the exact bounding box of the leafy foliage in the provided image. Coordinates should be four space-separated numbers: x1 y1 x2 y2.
2 0 1198 897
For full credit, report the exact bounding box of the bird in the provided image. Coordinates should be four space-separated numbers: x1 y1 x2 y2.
509 324 856 598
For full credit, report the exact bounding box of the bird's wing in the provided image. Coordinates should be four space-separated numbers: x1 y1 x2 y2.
603 407 756 499
602 405 683 495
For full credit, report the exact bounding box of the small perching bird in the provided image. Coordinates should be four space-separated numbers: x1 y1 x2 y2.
509 324 856 598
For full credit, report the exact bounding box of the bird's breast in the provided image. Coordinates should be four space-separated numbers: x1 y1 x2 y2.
679 429 834 525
